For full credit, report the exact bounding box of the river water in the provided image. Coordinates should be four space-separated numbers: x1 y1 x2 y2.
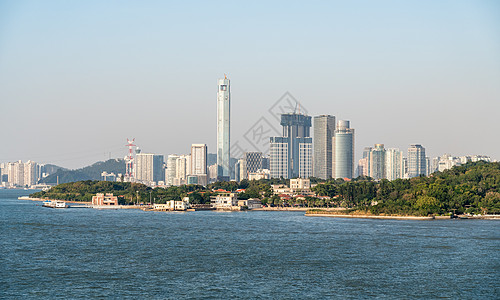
1 189 498 299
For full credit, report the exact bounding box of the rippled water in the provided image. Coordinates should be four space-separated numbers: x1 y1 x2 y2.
1 189 499 299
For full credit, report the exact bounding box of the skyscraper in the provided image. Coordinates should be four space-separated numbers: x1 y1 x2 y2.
217 75 230 181
385 148 404 181
313 115 335 180
369 144 386 180
407 144 426 178
332 120 355 179
241 152 263 180
134 153 164 184
270 113 312 179
165 154 179 186
191 144 207 176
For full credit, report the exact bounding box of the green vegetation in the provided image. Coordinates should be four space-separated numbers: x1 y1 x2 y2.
40 159 126 184
312 161 500 216
30 162 500 216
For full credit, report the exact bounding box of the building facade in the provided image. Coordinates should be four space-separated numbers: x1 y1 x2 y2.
217 76 231 181
191 144 207 176
407 144 426 178
134 153 164 184
385 148 404 181
313 115 335 179
270 113 312 179
332 120 355 179
369 144 386 180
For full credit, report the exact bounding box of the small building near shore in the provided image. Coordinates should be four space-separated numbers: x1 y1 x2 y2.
92 193 118 206
237 198 263 209
211 192 238 209
153 200 187 211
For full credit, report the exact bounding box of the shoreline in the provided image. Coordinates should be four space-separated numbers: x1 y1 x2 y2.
18 196 92 205
305 213 500 220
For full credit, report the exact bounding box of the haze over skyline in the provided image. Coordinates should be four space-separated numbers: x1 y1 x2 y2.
1 0 499 169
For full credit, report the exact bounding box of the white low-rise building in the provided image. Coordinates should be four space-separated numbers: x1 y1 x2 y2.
211 192 238 209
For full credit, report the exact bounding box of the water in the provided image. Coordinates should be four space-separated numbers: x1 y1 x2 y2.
1 189 499 299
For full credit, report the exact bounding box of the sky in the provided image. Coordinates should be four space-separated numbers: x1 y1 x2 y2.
0 0 499 169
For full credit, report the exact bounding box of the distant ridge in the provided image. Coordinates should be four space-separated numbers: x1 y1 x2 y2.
40 159 125 184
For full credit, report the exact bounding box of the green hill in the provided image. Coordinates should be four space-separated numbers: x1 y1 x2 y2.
40 159 126 184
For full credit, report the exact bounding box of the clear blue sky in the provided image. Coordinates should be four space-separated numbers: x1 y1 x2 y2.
1 0 499 169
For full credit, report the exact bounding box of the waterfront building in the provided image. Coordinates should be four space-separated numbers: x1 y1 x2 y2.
313 115 335 179
92 193 118 206
134 153 164 184
270 113 313 179
237 199 263 209
217 75 231 181
191 144 207 176
407 144 426 178
211 192 238 209
332 120 355 179
369 144 386 180
385 148 404 181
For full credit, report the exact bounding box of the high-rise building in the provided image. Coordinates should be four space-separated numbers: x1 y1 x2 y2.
270 137 289 179
270 113 312 179
134 153 164 184
241 152 263 180
357 146 373 177
217 75 231 181
191 144 207 176
165 154 179 186
407 144 426 178
385 148 404 181
369 144 385 180
332 120 355 179
313 115 335 180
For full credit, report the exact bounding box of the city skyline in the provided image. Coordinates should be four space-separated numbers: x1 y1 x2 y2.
1 1 499 169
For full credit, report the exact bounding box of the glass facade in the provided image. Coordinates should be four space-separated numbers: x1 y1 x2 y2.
332 120 355 179
217 77 230 181
313 115 335 179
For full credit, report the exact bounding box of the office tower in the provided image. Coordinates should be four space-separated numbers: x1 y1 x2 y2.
217 75 231 181
235 158 244 182
332 120 355 179
385 148 404 181
191 144 207 175
166 155 179 186
262 156 270 170
23 160 38 186
242 152 263 180
270 137 289 178
407 144 426 178
369 144 385 180
134 153 164 184
313 115 335 179
357 147 373 177
426 157 431 176
270 113 312 179
176 155 191 182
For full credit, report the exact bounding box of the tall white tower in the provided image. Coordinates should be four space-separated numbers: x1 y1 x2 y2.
217 75 231 181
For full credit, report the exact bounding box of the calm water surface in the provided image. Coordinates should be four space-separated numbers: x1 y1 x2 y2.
1 189 499 299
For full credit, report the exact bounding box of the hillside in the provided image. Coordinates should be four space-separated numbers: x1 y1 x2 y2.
40 159 126 184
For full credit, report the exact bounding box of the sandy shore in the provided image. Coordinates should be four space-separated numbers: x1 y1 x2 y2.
253 207 346 212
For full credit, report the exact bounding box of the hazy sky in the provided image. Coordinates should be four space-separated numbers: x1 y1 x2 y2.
1 0 499 169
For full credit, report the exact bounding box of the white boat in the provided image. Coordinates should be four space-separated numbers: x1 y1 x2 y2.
42 200 68 209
